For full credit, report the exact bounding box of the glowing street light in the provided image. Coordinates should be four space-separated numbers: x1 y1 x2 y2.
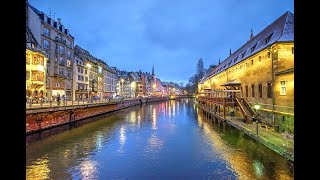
254 103 260 137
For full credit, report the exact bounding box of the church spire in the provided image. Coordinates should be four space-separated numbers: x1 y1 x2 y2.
229 48 232 56
218 58 221 65
250 28 254 40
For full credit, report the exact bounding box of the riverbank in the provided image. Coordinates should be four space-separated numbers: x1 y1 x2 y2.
26 96 171 135
197 103 294 162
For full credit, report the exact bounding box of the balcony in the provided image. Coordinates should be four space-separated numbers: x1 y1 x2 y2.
28 64 45 72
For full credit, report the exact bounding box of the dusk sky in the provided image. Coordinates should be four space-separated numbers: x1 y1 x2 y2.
29 0 293 84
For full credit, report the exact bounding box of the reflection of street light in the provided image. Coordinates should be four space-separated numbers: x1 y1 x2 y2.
254 104 260 136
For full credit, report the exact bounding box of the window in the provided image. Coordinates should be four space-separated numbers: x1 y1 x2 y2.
44 27 50 36
258 84 262 98
85 77 88 81
233 57 238 63
67 71 71 78
67 50 71 58
78 75 81 80
267 52 271 59
43 39 50 49
251 85 255 97
245 86 248 97
26 71 30 80
246 62 248 67
265 33 273 44
67 60 71 68
59 69 64 75
59 57 64 66
259 56 261 62
66 40 71 48
251 59 254 65
59 45 64 54
251 43 257 53
78 67 80 73
81 68 83 74
267 82 272 98
292 47 294 54
280 81 286 95
241 51 246 59
85 69 87 74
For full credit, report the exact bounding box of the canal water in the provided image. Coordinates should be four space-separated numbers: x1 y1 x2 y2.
26 99 294 179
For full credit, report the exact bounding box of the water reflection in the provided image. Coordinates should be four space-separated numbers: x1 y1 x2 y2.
26 99 293 179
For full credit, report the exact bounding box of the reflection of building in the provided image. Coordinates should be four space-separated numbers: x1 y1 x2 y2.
72 56 89 100
28 3 74 99
26 28 47 98
198 12 294 126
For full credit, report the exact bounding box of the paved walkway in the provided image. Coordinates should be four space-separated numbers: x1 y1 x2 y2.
26 99 131 109
199 105 294 161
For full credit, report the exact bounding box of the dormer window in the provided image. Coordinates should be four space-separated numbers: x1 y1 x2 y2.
43 27 50 36
265 33 273 44
241 51 246 59
251 43 257 53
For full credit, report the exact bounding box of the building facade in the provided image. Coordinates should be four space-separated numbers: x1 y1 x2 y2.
73 56 89 100
198 11 294 127
26 28 47 99
103 65 118 98
28 4 74 100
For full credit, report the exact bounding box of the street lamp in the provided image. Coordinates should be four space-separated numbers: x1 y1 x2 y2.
254 104 260 137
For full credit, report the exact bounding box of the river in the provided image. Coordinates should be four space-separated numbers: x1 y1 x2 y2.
26 99 294 179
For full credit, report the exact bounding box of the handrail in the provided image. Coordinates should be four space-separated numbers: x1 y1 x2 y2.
243 98 257 116
235 98 248 122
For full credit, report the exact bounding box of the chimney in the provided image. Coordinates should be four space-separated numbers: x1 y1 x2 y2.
57 18 61 25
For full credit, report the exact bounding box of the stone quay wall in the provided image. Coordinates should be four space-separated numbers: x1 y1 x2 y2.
26 97 168 134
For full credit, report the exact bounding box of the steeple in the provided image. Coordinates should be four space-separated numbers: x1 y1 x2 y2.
250 28 254 40
152 64 154 75
218 58 221 65
229 48 232 56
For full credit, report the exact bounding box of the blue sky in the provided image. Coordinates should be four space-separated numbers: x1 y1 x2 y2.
29 0 293 84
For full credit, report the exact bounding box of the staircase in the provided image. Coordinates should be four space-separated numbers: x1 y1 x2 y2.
235 98 256 123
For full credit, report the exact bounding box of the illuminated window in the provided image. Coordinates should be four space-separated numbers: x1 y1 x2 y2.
258 84 262 98
26 54 30 64
26 71 30 80
267 82 272 98
251 84 255 97
67 60 71 68
280 81 286 95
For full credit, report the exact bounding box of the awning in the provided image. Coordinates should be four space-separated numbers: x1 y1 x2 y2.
220 79 241 86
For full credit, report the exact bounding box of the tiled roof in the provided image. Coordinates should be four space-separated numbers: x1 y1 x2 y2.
207 11 294 79
200 65 217 84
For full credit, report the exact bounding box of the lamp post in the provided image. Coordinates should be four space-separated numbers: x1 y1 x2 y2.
254 104 260 137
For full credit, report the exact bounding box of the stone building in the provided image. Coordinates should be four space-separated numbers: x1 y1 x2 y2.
72 56 89 100
26 28 48 99
28 4 74 100
74 45 98 100
198 11 294 127
104 66 118 98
